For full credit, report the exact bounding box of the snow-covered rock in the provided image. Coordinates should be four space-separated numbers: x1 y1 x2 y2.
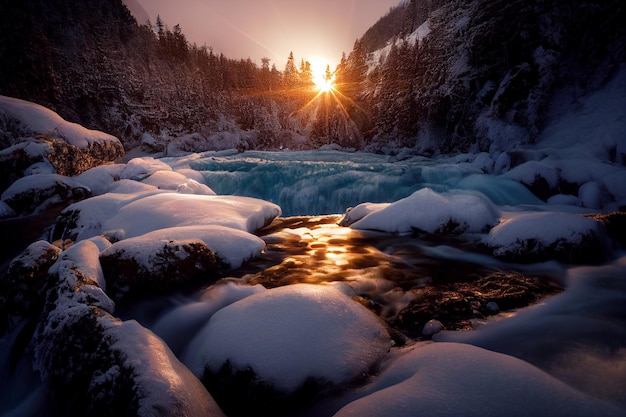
120 156 172 181
30 239 225 417
75 164 126 196
1 173 90 215
483 212 608 263
0 96 120 149
348 188 499 235
141 170 216 195
0 97 124 194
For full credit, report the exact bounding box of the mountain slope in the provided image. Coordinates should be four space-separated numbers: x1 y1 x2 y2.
339 0 626 154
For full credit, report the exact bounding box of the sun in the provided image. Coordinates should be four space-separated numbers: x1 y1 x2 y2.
310 58 335 92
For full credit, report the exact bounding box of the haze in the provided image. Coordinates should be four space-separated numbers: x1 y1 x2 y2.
130 0 401 68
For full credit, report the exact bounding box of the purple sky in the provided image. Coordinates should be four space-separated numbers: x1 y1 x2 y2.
130 0 400 69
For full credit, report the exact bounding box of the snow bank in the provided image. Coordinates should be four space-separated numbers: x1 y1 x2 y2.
183 283 391 393
333 342 623 417
0 95 120 148
347 188 499 235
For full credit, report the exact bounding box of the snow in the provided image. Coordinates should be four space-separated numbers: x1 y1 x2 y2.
153 282 266 355
0 200 16 218
75 164 125 196
120 156 172 181
49 239 109 291
348 188 499 235
140 170 216 195
436 256 626 409
332 342 624 417
0 95 120 149
183 283 391 393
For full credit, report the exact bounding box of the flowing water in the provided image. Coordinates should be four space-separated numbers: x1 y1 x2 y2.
186 150 542 216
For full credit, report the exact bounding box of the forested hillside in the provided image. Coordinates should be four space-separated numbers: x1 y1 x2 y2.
1 0 624 154
0 0 335 151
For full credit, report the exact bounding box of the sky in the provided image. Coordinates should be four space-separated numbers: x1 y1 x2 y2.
128 0 401 69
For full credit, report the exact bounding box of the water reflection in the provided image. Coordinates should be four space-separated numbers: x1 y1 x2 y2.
239 216 560 338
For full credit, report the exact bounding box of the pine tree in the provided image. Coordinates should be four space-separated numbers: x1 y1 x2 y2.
284 51 298 87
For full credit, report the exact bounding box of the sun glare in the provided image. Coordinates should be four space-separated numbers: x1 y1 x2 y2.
310 59 335 92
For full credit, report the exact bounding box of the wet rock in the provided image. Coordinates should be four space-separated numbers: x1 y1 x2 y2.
392 272 560 339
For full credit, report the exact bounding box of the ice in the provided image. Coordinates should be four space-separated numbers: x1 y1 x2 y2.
332 342 624 417
182 283 391 393
0 95 120 149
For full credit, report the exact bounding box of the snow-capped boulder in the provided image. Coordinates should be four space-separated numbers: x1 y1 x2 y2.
100 238 220 301
347 188 499 235
333 343 623 417
0 96 124 193
483 212 608 263
501 160 561 200
184 283 391 415
1 173 90 215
